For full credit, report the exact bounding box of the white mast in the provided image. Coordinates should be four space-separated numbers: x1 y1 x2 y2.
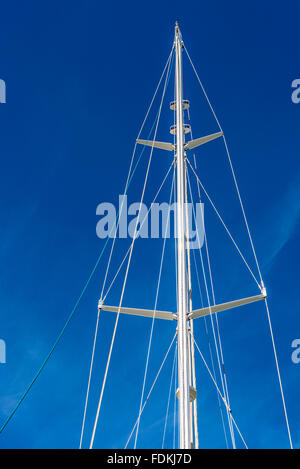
174 22 191 449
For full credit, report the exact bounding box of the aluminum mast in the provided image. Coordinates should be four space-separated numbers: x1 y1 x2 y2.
174 22 191 449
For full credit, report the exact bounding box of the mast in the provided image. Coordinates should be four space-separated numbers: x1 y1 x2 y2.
174 22 191 449
104 22 267 450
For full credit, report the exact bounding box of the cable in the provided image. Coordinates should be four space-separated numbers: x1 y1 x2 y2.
134 170 175 448
184 46 262 285
0 46 175 439
99 45 175 301
162 341 177 449
186 158 260 288
184 46 222 132
124 333 177 449
192 336 248 449
184 47 293 448
186 161 236 446
78 47 175 449
80 161 174 449
186 102 229 448
191 247 229 448
186 164 236 448
89 51 172 449
222 135 263 284
79 307 101 448
173 345 178 449
101 161 174 303
264 298 293 448
80 161 173 448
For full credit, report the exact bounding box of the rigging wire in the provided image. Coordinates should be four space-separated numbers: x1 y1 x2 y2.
191 247 229 448
99 46 175 302
184 45 262 281
184 46 293 448
192 335 248 449
172 158 178 450
79 50 174 449
186 159 260 288
186 102 229 448
79 307 101 449
134 169 176 448
183 46 222 131
184 45 263 284
184 46 260 288
186 157 236 446
185 164 236 448
124 333 177 449
173 346 178 449
162 341 178 449
79 161 174 448
89 50 173 449
264 298 293 448
78 47 174 449
184 161 199 449
100 50 175 304
102 161 175 303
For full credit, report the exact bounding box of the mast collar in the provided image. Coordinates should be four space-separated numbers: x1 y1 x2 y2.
175 21 182 39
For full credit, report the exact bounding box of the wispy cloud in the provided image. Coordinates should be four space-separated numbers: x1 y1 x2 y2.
0 392 23 417
261 171 300 270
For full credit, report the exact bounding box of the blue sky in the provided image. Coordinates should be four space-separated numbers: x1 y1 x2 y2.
0 0 299 449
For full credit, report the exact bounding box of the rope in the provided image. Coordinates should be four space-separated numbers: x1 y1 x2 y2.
134 170 175 448
89 51 172 449
124 333 177 449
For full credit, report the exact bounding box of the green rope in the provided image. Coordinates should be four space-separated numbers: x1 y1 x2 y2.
0 53 174 434
0 133 152 435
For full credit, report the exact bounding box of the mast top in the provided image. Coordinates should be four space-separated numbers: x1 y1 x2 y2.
175 21 182 41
